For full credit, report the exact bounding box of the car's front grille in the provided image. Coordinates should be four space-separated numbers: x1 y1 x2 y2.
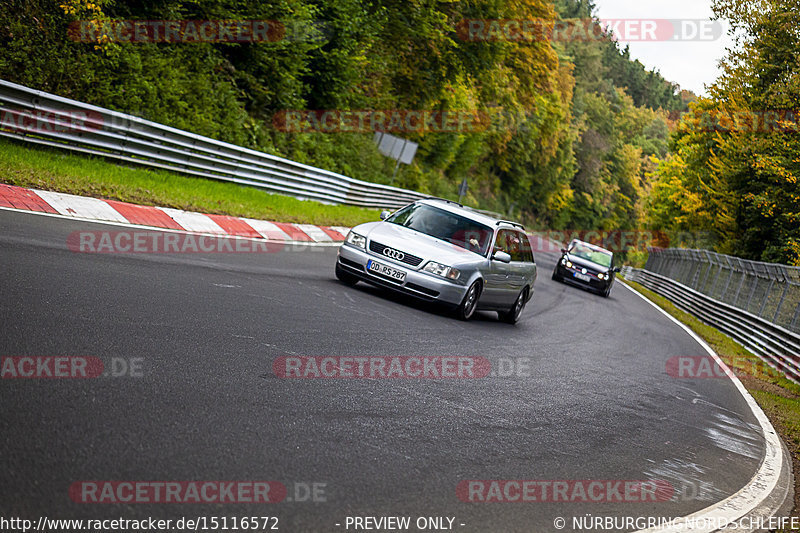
568 264 598 276
368 240 424 267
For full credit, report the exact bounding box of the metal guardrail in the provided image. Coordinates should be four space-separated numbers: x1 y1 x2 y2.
0 79 428 210
622 266 800 382
645 248 800 334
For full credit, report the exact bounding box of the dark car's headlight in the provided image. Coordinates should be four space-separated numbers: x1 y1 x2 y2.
423 261 461 280
598 272 607 280
345 231 366 249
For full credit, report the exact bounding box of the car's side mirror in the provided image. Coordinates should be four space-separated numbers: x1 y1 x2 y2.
492 251 511 263
560 248 568 254
613 266 621 273
379 210 391 220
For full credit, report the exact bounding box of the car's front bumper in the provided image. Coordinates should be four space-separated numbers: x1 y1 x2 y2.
337 244 468 306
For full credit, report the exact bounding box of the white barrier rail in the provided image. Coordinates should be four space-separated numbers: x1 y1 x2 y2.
0 79 429 210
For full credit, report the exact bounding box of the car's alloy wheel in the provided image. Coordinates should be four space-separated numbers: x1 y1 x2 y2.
457 281 481 321
500 288 527 324
335 262 359 286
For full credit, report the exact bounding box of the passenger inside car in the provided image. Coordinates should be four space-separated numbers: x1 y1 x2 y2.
450 227 491 254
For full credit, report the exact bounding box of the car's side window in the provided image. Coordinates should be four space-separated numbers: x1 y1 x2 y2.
494 229 522 261
506 231 523 261
493 230 506 255
517 231 535 263
493 229 535 262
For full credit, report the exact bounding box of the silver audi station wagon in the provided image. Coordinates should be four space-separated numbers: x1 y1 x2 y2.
335 198 537 323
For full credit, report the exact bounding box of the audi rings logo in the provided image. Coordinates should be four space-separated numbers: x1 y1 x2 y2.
383 247 405 261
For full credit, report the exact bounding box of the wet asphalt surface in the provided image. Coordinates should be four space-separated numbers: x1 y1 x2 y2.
0 209 765 532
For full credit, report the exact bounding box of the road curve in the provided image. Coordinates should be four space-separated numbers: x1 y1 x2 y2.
0 209 768 532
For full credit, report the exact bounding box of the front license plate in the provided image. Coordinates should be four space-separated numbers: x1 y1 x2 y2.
573 272 591 282
367 259 406 282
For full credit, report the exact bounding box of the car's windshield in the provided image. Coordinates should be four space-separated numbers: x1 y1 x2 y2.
387 203 493 255
569 242 613 268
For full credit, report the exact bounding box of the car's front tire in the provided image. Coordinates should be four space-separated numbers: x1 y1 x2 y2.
456 280 482 321
551 269 561 282
335 262 359 286
499 288 528 324
601 284 611 297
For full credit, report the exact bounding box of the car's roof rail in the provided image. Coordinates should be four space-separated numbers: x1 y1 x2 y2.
496 220 526 230
425 196 463 207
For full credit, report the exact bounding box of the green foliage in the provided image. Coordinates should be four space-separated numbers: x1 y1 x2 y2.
646 0 800 265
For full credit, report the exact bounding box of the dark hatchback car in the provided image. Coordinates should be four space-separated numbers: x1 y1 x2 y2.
552 239 621 297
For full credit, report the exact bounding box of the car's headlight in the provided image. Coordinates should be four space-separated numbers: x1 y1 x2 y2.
561 258 566 265
566 261 573 268
598 273 606 280
345 231 366 249
423 261 461 280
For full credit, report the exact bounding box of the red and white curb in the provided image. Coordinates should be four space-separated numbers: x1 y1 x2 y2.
0 184 350 245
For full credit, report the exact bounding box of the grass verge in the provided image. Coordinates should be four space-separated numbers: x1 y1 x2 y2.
621 279 800 521
0 138 381 227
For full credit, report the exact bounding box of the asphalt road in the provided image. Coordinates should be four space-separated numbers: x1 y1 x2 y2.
0 209 765 532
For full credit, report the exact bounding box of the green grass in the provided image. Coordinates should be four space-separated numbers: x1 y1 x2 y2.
0 138 381 227
751 391 800 450
621 279 800 515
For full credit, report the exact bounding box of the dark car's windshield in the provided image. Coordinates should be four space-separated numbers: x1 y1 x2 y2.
387 203 493 255
569 242 613 268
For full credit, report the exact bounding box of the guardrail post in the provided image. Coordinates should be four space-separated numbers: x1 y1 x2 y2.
745 271 760 312
692 251 704 289
710 262 725 298
733 259 747 306
680 254 692 284
719 265 746 305
680 254 692 285
700 251 714 292
656 253 667 275
670 255 680 280
648 250 662 273
758 279 774 317
773 282 790 323
690 252 702 289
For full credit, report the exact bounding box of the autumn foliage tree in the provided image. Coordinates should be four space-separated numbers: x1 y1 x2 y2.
646 0 800 264
0 0 684 232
